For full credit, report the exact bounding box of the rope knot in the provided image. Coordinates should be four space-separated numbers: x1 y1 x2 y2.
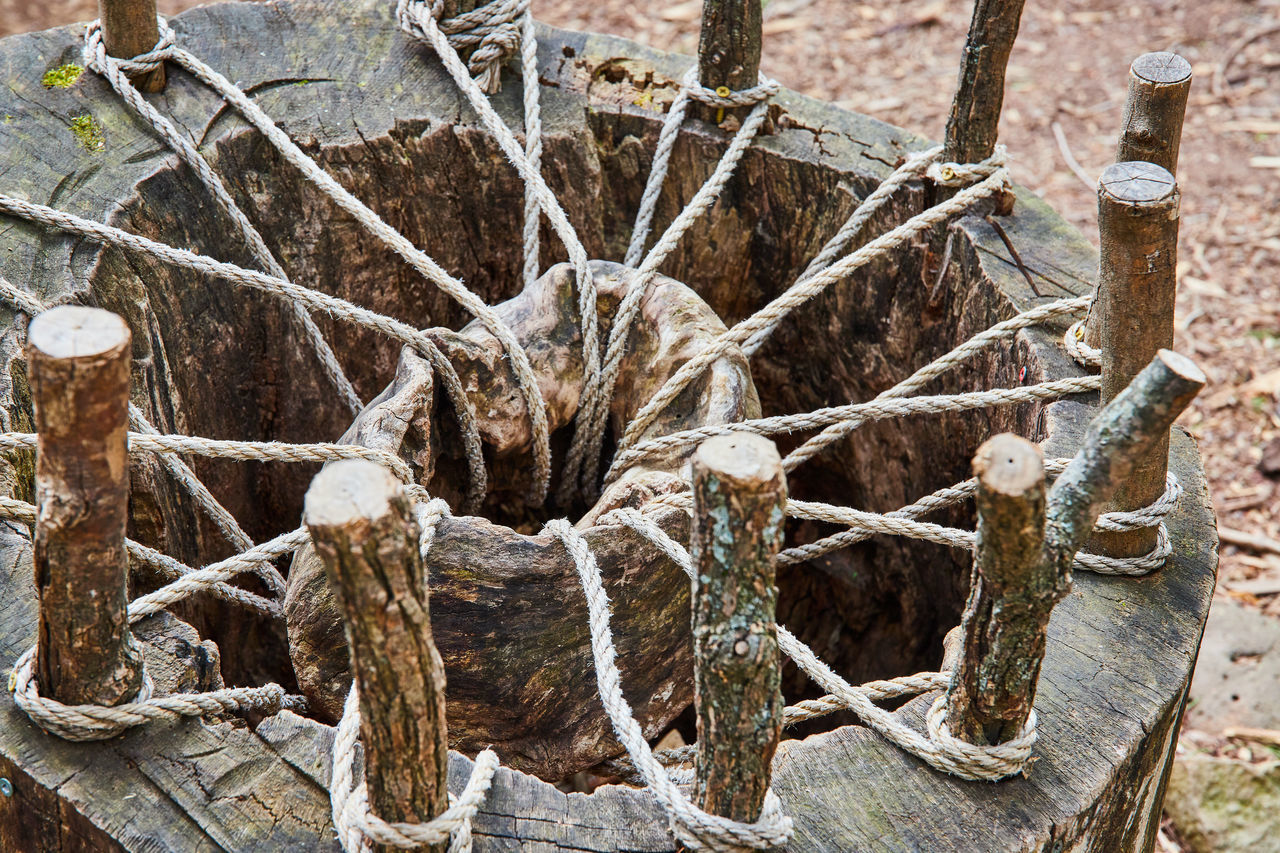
84 17 177 76
925 144 1010 187
923 695 1038 780
398 0 530 93
682 67 781 108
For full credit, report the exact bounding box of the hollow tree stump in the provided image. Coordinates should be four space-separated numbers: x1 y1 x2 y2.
0 1 1217 850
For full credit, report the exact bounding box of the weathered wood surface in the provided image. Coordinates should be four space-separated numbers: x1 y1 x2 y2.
286 259 759 779
691 434 786 824
943 0 1027 164
0 0 1216 850
28 306 144 708
1115 52 1192 175
306 460 449 851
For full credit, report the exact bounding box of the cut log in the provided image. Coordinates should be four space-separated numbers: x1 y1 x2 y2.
0 1 1218 850
1115 52 1192 175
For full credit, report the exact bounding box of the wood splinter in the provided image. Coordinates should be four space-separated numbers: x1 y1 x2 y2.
99 0 167 92
29 305 144 708
1085 160 1180 559
304 460 449 853
947 350 1205 745
690 434 786 826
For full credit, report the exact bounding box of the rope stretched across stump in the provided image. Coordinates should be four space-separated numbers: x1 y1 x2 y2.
0 1 1189 851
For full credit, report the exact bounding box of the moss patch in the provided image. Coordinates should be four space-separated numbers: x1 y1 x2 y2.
41 64 83 89
70 114 105 152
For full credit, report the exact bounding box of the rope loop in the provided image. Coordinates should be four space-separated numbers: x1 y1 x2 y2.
925 144 1010 187
682 68 781 108
84 17 177 75
923 696 1038 777
8 647 292 742
398 0 530 93
1064 318 1102 368
331 685 498 853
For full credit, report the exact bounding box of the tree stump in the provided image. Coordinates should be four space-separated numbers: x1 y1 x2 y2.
0 0 1216 850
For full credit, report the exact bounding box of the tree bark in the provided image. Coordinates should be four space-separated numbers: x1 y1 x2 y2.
691 433 786 824
696 0 763 124
1115 52 1192 175
943 0 1027 165
947 434 1048 746
304 459 449 853
29 305 144 708
98 0 166 92
1091 162 1180 558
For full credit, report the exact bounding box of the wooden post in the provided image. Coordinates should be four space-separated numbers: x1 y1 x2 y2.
303 460 448 853
99 0 166 92
1092 161 1180 558
946 351 1203 746
690 434 786 824
946 434 1048 746
1115 52 1192 174
29 305 144 707
697 0 763 125
943 0 1027 164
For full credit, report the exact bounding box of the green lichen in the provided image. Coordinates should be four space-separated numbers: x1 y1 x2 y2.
70 114 105 153
41 64 83 89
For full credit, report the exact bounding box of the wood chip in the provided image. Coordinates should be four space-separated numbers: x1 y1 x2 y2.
1220 526 1280 556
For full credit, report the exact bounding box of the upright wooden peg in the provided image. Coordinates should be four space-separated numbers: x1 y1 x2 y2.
304 460 449 853
697 0 763 124
690 433 786 825
99 0 167 92
29 305 144 707
1093 161 1180 558
1115 52 1192 175
947 434 1048 745
943 0 1028 165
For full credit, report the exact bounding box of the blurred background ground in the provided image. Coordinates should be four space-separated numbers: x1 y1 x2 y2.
3 1 1279 850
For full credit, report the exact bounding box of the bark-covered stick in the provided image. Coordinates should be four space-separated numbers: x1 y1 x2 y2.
1086 161 1180 558
304 460 448 853
1115 52 1193 174
946 434 1048 746
29 305 144 707
697 0 763 124
1045 349 1205 576
943 0 1028 164
99 0 166 92
691 433 786 824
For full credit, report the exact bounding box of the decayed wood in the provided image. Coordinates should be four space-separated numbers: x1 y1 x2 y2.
28 306 143 708
1092 162 1181 558
690 434 786 823
304 460 448 852
99 0 166 92
696 0 763 124
943 0 1027 164
946 434 1047 745
1115 52 1192 175
0 3 1221 848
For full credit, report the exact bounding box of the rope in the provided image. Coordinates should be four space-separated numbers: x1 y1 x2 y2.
1064 319 1102 369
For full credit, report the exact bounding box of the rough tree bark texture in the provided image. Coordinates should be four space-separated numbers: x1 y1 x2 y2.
1093 162 1180 558
29 306 144 708
946 434 1048 746
0 2 1218 849
99 0 166 91
1115 52 1192 175
305 460 448 852
696 0 762 123
690 434 785 823
943 0 1027 164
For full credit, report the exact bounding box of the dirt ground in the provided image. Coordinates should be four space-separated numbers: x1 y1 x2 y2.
2 0 1278 848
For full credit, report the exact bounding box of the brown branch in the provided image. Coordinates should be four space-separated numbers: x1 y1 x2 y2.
1116 52 1192 175
99 0 166 91
691 434 786 824
697 0 763 124
943 0 1027 164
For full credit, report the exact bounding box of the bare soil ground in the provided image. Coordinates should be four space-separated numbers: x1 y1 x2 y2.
2 0 1278 848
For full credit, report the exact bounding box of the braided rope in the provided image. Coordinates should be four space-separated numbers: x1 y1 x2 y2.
1064 319 1103 369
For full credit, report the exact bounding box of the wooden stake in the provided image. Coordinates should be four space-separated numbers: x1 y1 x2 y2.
29 305 144 707
943 0 1027 164
304 460 448 853
99 0 166 92
947 434 1048 746
1093 161 1180 558
1115 52 1192 175
691 433 785 825
697 0 763 125
945 351 1203 746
